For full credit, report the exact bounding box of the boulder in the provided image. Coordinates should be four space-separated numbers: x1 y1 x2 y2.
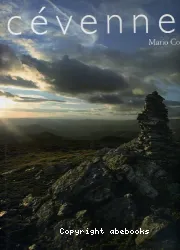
36 200 54 226
135 214 178 249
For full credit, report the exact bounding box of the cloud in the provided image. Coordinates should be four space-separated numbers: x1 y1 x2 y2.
72 42 180 102
19 45 180 119
77 43 180 81
0 0 155 63
45 0 98 47
0 90 14 98
0 1 31 39
86 93 123 104
82 0 155 29
0 0 179 118
0 44 50 90
0 43 21 71
14 96 65 103
1 42 180 119
26 55 128 96
21 53 159 105
110 97 180 117
0 75 38 89
14 39 50 61
0 90 65 103
0 0 98 63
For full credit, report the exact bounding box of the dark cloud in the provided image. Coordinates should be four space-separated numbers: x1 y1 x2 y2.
0 76 38 89
0 90 14 98
83 77 157 105
166 106 180 118
45 56 128 95
86 93 123 104
0 44 21 71
20 54 166 106
111 98 180 117
165 100 180 106
133 46 180 75
0 44 44 89
0 90 65 103
21 55 130 102
16 97 65 103
75 44 180 83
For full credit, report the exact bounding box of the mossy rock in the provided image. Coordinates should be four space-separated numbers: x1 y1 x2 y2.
104 154 127 170
135 214 178 249
51 161 114 204
76 210 88 224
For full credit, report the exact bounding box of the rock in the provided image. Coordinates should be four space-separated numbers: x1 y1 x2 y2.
44 163 72 176
115 173 123 181
53 218 86 250
8 209 18 216
168 183 180 202
135 214 178 249
137 91 177 166
35 163 72 178
145 161 160 177
35 170 43 179
0 211 7 217
96 148 111 157
22 194 33 207
43 166 57 175
25 167 35 172
75 210 92 234
76 210 87 223
57 203 73 217
28 244 37 250
0 199 8 206
95 197 134 228
36 200 54 226
51 161 114 204
84 187 112 204
106 162 159 199
0 228 6 248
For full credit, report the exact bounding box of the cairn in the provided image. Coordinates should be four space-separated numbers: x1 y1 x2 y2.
137 91 175 162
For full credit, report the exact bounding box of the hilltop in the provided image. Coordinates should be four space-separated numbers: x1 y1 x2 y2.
0 92 180 250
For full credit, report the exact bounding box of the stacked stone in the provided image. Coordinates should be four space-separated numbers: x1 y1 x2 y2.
137 91 175 161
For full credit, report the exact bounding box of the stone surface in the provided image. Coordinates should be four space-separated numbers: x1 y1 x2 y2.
57 203 73 217
137 91 177 166
36 200 54 226
135 214 178 249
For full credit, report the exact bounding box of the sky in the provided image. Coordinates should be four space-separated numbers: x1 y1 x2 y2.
0 0 180 119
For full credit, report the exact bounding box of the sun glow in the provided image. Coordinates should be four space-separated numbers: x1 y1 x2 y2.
0 97 13 109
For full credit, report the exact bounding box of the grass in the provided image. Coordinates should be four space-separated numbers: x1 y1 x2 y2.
0 149 95 174
0 149 96 215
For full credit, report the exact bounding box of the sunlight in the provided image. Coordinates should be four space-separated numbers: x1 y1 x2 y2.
0 97 8 109
0 118 26 138
0 97 13 109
